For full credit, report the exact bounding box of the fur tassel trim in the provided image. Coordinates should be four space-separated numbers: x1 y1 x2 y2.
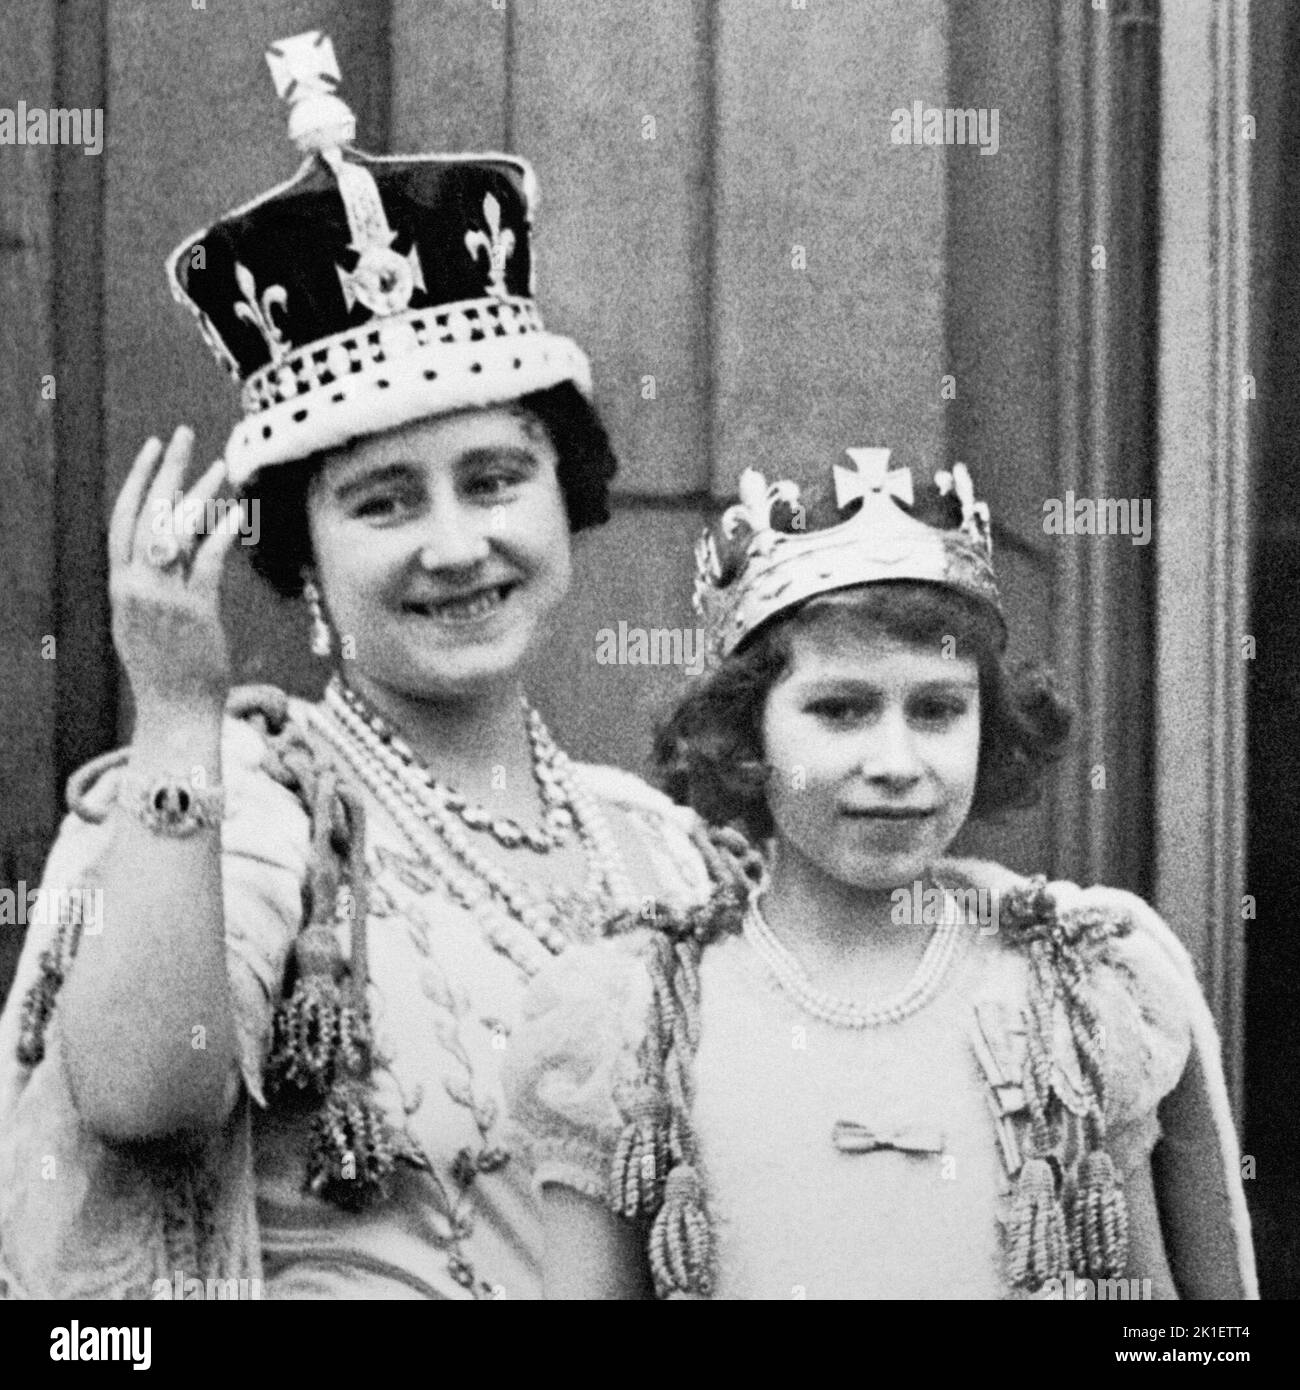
1006 1156 1069 1292
648 1164 714 1298
610 1097 669 1218
306 1078 406 1211
268 975 369 1095
1068 1149 1130 1279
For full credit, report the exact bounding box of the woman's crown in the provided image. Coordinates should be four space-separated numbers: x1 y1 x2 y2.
164 29 591 486
693 448 1004 659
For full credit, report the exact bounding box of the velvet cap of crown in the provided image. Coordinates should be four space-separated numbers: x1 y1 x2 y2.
165 30 592 487
693 448 1006 660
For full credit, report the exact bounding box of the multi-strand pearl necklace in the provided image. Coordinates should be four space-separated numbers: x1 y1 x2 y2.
743 883 967 1029
317 678 637 977
333 679 574 853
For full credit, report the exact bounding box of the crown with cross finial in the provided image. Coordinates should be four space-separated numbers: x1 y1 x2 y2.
693 448 1004 659
165 30 593 488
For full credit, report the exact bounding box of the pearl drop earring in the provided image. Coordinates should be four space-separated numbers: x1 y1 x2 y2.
302 577 333 658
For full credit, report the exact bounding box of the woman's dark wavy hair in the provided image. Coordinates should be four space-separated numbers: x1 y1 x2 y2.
654 581 1073 843
241 381 617 599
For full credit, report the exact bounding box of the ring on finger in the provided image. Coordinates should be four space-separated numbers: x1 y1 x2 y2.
145 528 185 571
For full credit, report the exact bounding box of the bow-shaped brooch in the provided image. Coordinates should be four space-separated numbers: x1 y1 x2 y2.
831 1120 946 1157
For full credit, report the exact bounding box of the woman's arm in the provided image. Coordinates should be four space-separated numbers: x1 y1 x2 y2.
540 1185 653 1300
58 428 248 1146
58 704 242 1145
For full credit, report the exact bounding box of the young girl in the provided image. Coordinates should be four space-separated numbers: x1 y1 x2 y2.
503 450 1257 1299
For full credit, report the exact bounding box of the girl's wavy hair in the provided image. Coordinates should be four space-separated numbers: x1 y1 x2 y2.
654 581 1073 843
241 381 617 599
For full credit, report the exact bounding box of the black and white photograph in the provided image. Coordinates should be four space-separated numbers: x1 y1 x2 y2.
0 0 1291 1351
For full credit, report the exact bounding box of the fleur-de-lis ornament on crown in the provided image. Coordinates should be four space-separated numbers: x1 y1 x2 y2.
234 262 290 364
721 469 804 556
465 194 516 300
694 530 723 588
936 461 994 557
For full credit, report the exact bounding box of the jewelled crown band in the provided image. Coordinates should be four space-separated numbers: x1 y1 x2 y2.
165 30 591 486
693 448 1005 659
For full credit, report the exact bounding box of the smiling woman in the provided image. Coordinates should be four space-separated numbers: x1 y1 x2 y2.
244 382 615 602
301 406 573 701
0 33 722 1301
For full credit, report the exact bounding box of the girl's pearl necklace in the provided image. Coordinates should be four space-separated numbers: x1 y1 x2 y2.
743 883 966 1029
315 682 637 977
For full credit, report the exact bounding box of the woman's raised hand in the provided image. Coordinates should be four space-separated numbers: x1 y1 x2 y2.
109 425 246 717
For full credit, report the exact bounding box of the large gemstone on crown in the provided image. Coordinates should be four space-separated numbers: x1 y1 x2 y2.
339 244 417 317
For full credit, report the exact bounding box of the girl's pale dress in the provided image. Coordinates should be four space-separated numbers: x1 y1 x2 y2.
503 858 1258 1299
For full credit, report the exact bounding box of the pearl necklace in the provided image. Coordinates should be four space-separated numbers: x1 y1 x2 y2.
743 884 966 1029
333 678 574 853
316 688 637 977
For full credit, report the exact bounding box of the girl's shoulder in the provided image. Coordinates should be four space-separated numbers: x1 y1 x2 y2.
943 855 1198 979
945 857 1198 1125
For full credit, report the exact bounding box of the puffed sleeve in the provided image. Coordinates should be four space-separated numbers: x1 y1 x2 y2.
1054 883 1195 1167
1059 883 1256 1298
502 934 655 1202
571 763 715 909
